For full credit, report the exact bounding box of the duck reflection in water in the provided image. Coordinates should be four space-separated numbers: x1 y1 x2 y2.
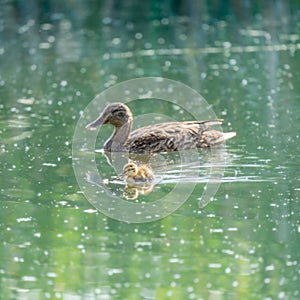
122 162 155 200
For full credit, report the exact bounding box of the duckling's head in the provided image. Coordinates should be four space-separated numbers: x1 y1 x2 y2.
86 102 132 129
123 162 138 177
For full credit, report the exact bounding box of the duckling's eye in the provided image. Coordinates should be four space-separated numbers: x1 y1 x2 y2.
124 165 134 173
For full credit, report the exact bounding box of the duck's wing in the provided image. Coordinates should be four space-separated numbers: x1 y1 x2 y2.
126 120 224 153
182 120 236 148
126 132 173 153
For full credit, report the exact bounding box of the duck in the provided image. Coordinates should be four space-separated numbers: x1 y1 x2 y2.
86 102 236 153
122 162 154 186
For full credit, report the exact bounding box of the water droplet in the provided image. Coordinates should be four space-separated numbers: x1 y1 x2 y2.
135 32 143 39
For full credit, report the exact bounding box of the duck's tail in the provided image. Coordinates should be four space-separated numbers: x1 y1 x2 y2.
217 131 236 143
198 130 236 148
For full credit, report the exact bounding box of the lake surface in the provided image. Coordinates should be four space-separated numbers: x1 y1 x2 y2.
1 1 299 299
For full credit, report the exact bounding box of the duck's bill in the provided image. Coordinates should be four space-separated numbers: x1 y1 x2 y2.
85 115 105 130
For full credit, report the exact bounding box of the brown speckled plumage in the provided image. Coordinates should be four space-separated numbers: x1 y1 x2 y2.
123 162 154 185
86 102 236 153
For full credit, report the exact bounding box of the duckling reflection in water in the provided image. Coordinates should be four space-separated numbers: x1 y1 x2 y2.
123 185 154 200
122 162 154 200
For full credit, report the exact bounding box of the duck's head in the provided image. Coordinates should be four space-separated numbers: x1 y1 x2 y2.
123 162 138 177
86 102 132 130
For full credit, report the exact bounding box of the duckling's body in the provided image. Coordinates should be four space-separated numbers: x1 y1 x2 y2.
123 162 154 186
86 102 236 153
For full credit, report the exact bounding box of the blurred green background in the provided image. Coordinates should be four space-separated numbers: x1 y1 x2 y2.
1 1 299 299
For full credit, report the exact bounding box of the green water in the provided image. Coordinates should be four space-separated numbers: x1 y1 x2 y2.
1 1 300 299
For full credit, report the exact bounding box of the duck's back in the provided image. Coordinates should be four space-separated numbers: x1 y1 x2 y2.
125 120 224 153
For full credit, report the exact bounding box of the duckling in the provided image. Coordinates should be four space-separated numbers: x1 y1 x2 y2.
123 162 154 186
86 102 236 153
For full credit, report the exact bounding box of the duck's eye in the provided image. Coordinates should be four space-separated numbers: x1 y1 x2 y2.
112 109 125 117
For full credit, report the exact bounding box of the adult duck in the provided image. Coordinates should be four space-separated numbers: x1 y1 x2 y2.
86 102 236 153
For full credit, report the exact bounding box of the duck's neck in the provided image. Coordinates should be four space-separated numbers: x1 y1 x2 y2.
104 121 132 151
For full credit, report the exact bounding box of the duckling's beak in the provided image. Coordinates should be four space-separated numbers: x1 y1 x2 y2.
85 114 106 130
117 171 125 180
